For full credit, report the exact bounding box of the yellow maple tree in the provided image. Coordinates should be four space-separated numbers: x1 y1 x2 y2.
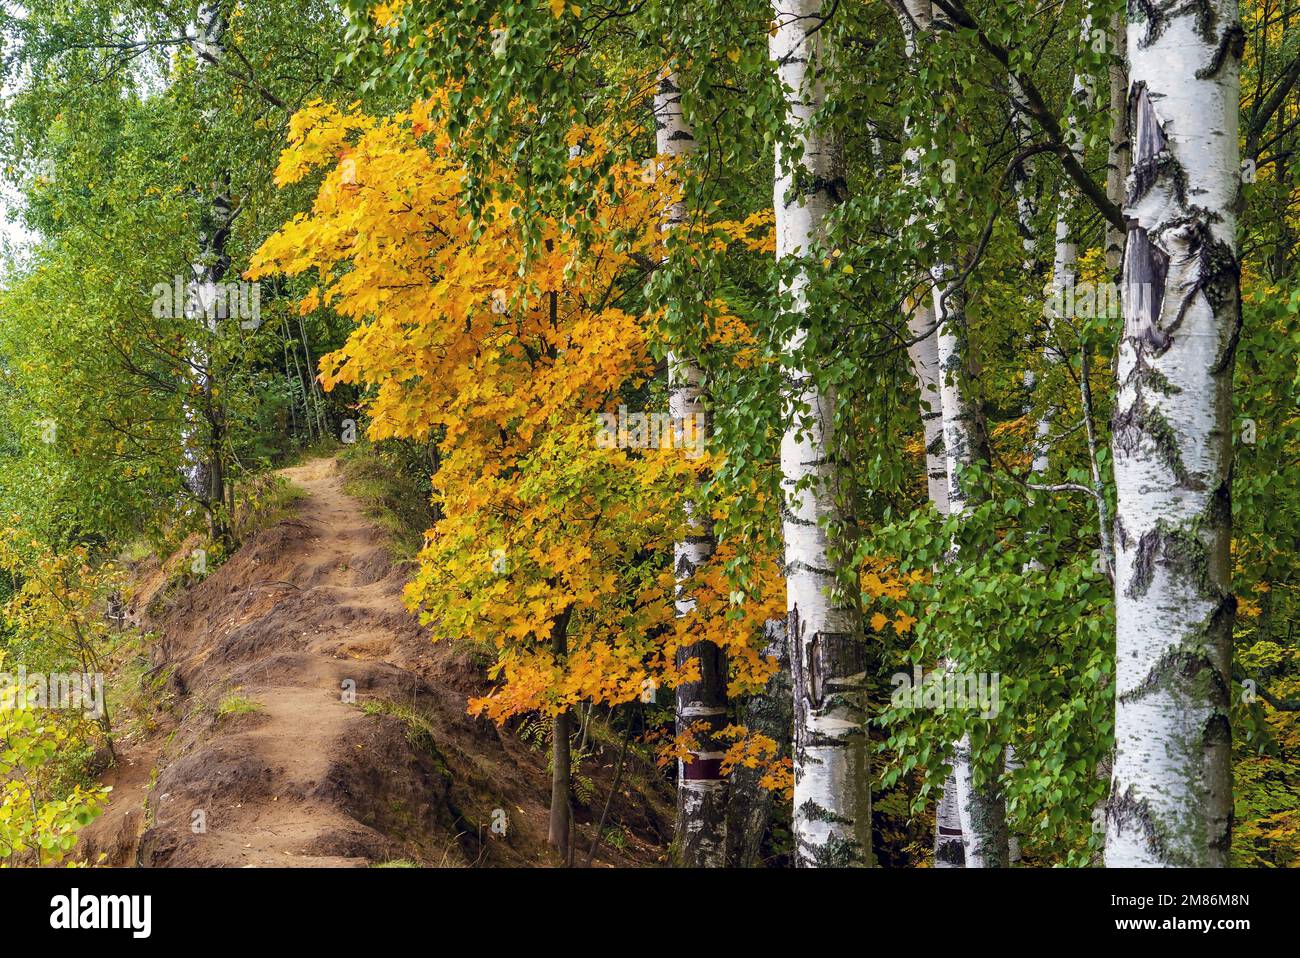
249 98 780 735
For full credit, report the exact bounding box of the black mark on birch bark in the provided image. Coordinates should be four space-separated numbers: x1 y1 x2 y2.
1113 396 1194 487
1117 645 1229 706
1196 23 1245 79
1132 0 1224 48
1125 520 1211 598
1107 782 1181 865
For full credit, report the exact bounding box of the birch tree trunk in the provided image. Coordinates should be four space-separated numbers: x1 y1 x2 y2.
894 0 978 867
933 772 965 867
1002 78 1042 867
1009 76 1040 269
772 0 871 868
185 2 234 548
894 0 1008 868
1106 1 1242 868
933 277 1009 868
951 731 1007 868
656 70 729 868
1033 29 1089 476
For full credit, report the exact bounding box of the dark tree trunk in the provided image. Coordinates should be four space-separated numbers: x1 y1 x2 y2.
547 607 574 860
725 618 792 867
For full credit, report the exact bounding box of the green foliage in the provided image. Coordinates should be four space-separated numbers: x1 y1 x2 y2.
0 707 110 867
0 0 1296 869
340 438 439 560
867 480 1115 865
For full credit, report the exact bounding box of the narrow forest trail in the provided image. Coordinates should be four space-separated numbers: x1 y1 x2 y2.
140 456 456 867
78 457 673 868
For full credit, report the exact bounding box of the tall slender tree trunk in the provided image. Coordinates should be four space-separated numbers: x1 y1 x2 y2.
1001 25 1092 865
1092 14 1129 853
904 268 968 868
548 606 575 861
771 0 871 868
933 773 965 867
1104 14 1131 275
1106 1 1242 868
655 70 729 868
1019 18 1121 862
1034 17 1090 476
895 0 975 867
1005 70 1046 869
186 3 233 547
933 277 1010 868
724 619 793 867
894 0 1008 868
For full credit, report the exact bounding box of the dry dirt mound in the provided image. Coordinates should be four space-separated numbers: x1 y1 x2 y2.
79 457 671 867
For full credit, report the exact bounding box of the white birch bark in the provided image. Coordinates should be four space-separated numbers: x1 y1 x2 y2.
950 731 1007 868
892 0 969 867
1106 1 1241 868
183 3 233 533
895 1 949 517
932 275 1009 868
1001 79 1042 867
1009 76 1040 268
1032 33 1089 477
1012 21 1092 830
656 70 728 868
925 22 1003 858
908 305 949 510
932 770 965 867
772 0 871 868
1027 15 1092 476
895 0 1009 868
1090 11 1131 854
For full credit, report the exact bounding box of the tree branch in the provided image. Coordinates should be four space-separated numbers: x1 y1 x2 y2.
929 0 1125 231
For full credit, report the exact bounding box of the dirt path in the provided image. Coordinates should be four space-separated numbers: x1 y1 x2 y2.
142 458 435 866
80 457 672 868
